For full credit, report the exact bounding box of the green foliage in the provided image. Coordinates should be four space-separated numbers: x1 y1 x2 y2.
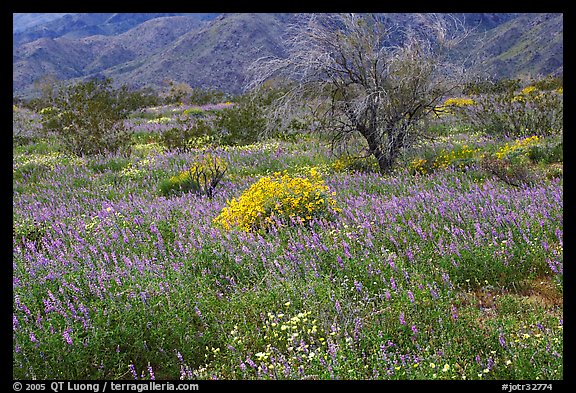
182 107 205 118
213 89 281 146
160 119 215 151
531 75 563 92
158 154 227 198
463 78 522 95
527 140 563 164
88 157 132 173
40 78 139 156
188 88 229 105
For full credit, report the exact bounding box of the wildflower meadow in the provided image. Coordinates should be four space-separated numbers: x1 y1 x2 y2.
13 79 562 382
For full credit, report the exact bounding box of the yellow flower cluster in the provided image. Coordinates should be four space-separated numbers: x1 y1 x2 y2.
512 85 545 103
433 145 481 170
408 158 428 175
39 106 55 115
331 156 352 172
160 154 227 197
435 97 475 115
520 86 537 95
132 142 166 158
331 155 367 173
169 154 227 185
409 145 481 175
495 136 540 160
214 168 338 232
443 97 475 107
118 157 156 180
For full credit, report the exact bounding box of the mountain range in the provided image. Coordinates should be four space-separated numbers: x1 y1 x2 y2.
12 13 563 98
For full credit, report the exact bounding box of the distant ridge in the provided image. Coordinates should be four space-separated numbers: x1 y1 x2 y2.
13 13 563 98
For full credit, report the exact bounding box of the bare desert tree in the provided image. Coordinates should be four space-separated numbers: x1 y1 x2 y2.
247 13 474 173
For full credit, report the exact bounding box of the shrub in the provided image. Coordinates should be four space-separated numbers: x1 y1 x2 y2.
40 78 136 156
214 168 339 232
480 154 536 187
452 80 563 138
182 107 205 118
527 140 563 164
212 89 283 146
159 154 227 198
160 119 214 152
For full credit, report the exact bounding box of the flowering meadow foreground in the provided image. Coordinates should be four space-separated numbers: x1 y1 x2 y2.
13 107 562 380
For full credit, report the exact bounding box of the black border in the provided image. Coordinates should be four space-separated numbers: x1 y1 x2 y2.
7 2 570 390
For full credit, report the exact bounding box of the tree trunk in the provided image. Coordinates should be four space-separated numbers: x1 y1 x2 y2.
362 125 392 174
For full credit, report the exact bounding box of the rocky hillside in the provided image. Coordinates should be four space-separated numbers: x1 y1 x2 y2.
12 12 563 98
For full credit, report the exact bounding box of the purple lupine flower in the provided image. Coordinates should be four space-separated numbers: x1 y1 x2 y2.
407 290 415 303
428 284 439 299
487 358 494 371
129 364 138 379
62 329 73 345
342 241 352 258
14 295 31 316
451 304 458 320
148 364 155 380
245 357 257 369
402 269 411 285
406 248 414 262
336 255 345 269
335 299 342 314
353 318 362 341
499 332 507 349
399 312 406 325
